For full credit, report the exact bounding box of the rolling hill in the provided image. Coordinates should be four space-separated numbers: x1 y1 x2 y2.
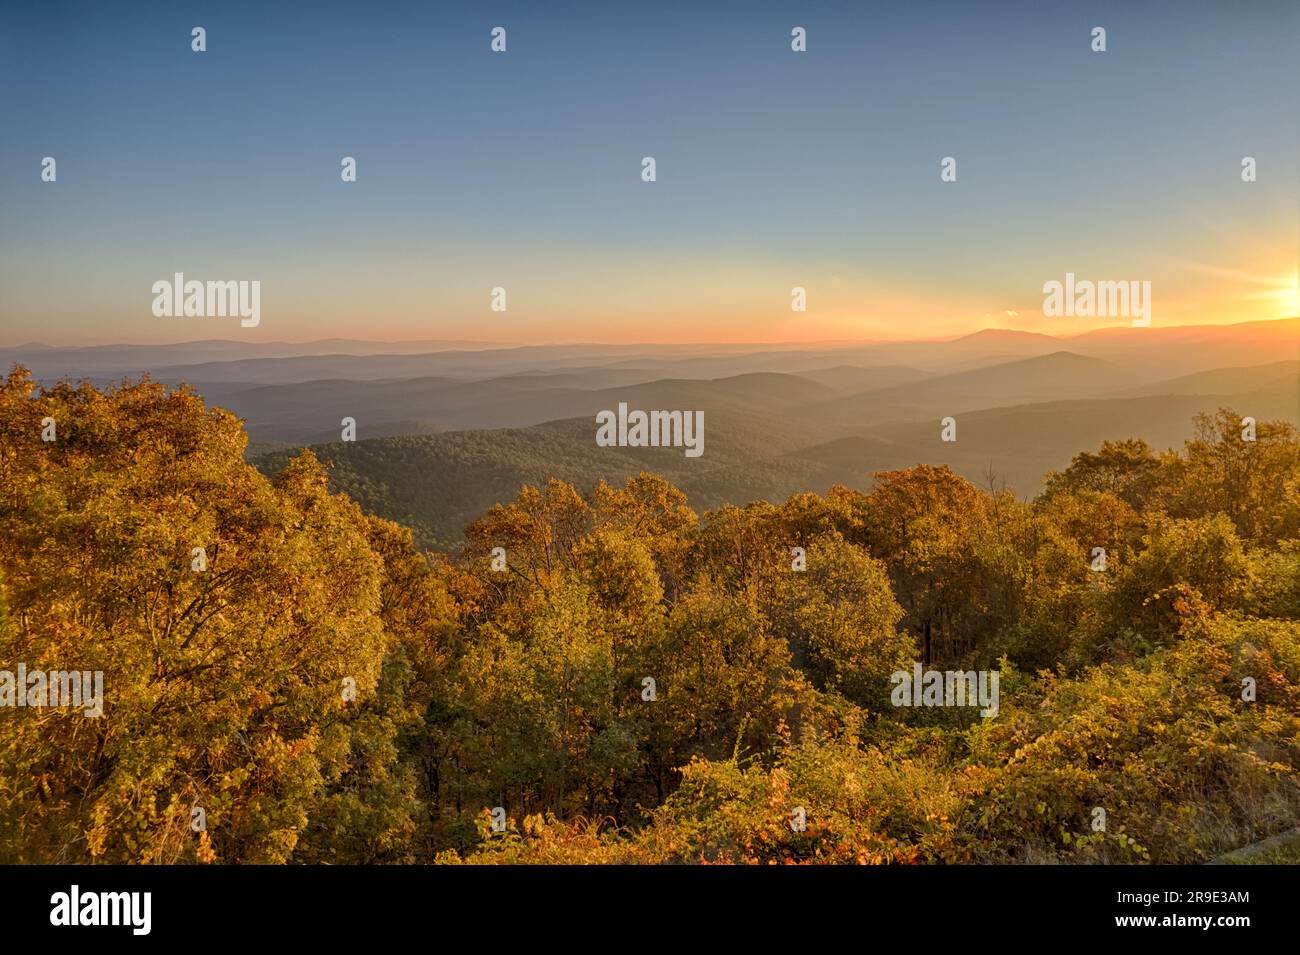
251 369 1299 550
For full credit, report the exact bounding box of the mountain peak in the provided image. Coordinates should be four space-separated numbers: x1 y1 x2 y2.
953 328 1062 343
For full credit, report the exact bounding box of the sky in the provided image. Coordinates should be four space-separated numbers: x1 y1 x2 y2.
1 0 1297 346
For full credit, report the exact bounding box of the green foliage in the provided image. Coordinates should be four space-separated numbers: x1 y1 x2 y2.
3 368 1298 865
0 370 439 863
966 615 1300 863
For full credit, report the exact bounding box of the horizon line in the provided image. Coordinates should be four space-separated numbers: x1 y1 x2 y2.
4 316 1297 353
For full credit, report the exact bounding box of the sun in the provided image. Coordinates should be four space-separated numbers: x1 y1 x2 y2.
1284 270 1300 317
1246 270 1300 318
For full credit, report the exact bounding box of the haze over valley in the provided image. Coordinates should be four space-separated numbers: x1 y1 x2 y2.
7 318 1296 549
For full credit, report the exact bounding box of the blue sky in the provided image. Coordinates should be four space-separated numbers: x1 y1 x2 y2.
1 0 1296 344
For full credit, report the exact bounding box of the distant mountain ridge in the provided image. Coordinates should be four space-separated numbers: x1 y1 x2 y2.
8 317 1296 548
8 317 1294 377
250 363 1299 550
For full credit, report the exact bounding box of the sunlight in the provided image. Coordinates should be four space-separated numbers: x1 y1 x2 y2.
1246 270 1300 318
1283 270 1300 317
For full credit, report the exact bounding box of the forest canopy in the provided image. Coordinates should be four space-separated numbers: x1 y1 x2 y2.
2 367 1298 864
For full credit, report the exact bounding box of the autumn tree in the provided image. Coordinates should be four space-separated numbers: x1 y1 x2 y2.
0 370 413 863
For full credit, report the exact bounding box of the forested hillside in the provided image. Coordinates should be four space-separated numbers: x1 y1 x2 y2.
2 367 1299 864
252 370 1299 551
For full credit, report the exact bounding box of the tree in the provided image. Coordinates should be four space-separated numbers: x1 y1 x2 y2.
1044 438 1161 510
764 534 908 707
857 466 1001 664
0 370 398 863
